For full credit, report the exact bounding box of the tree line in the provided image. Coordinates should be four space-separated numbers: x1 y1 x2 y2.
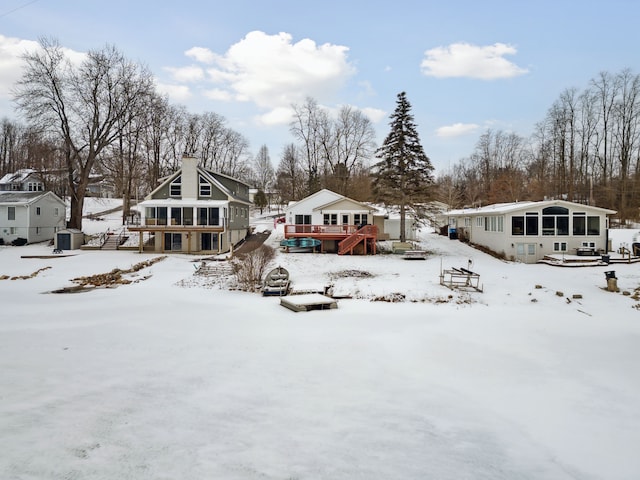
439 69 640 224
4 38 639 229
4 39 383 229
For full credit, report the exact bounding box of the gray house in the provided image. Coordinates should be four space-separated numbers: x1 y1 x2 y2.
129 154 252 254
445 200 617 263
0 191 67 244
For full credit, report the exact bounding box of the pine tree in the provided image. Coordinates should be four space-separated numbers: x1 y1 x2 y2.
373 92 434 242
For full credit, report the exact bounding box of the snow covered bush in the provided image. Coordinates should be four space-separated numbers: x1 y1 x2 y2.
231 245 276 291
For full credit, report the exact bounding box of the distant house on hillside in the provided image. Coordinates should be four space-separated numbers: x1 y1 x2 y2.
0 169 45 192
0 191 66 245
444 199 616 263
128 154 251 254
283 189 378 254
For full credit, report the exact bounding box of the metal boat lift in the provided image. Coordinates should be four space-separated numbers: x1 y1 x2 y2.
439 260 483 292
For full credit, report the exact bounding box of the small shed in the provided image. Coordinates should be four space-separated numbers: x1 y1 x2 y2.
55 229 84 250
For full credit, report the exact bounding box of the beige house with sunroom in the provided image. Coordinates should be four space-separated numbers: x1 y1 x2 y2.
445 200 616 263
128 154 251 254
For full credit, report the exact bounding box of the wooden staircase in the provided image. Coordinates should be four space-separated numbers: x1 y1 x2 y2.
338 225 378 255
101 229 128 250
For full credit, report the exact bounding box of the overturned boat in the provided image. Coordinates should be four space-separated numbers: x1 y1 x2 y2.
262 266 291 296
279 237 321 253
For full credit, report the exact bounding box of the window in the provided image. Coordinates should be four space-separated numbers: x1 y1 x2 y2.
54 207 60 217
323 213 338 225
587 216 600 235
354 214 368 225
170 175 181 197
294 215 311 225
573 213 586 235
157 207 168 225
512 216 524 235
199 175 211 197
542 206 569 236
201 232 219 251
553 242 568 252
525 213 539 235
170 207 182 225
35 226 40 235
197 207 220 226
464 217 471 227
8 206 15 220
476 217 483 227
36 207 41 215
9 227 17 234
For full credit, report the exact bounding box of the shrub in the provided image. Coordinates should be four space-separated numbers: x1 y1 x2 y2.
231 244 276 291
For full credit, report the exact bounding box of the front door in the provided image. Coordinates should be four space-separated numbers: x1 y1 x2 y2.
164 233 182 251
515 243 537 263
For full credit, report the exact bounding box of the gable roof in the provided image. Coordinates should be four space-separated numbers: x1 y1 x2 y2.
0 191 65 205
314 196 375 212
0 169 39 185
447 199 617 216
146 165 250 204
285 189 343 209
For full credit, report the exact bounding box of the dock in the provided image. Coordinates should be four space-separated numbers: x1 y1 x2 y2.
280 294 338 312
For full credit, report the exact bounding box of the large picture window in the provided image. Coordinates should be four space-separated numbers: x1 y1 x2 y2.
542 206 569 236
512 216 524 235
197 207 220 226
573 213 586 235
587 216 600 235
8 206 15 220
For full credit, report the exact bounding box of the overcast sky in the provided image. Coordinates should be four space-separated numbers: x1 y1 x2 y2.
1 0 639 173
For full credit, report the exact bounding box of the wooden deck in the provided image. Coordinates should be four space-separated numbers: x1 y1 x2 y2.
284 224 378 255
280 294 338 312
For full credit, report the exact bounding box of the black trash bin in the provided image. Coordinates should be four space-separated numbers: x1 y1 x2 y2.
604 270 616 280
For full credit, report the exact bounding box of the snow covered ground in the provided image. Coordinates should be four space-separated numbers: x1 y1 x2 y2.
1 202 639 479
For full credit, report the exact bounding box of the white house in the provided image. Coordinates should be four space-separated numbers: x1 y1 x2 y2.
284 189 378 254
0 191 67 245
0 169 45 192
445 200 617 263
128 154 251 254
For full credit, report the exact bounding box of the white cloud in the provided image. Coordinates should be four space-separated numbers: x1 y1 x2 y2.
185 46 216 64
164 65 205 83
0 35 40 99
421 42 528 80
176 31 356 119
254 106 296 126
361 107 387 123
436 122 480 138
0 35 89 103
155 82 192 102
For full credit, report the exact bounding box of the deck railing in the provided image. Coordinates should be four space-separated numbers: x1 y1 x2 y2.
143 217 225 227
338 225 378 255
284 224 358 236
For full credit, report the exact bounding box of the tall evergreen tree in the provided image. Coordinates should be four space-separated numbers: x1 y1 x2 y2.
373 92 434 242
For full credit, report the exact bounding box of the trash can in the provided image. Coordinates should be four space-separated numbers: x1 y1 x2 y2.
601 255 610 264
604 270 616 280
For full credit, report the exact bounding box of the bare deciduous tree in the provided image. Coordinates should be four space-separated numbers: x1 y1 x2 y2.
13 38 155 229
